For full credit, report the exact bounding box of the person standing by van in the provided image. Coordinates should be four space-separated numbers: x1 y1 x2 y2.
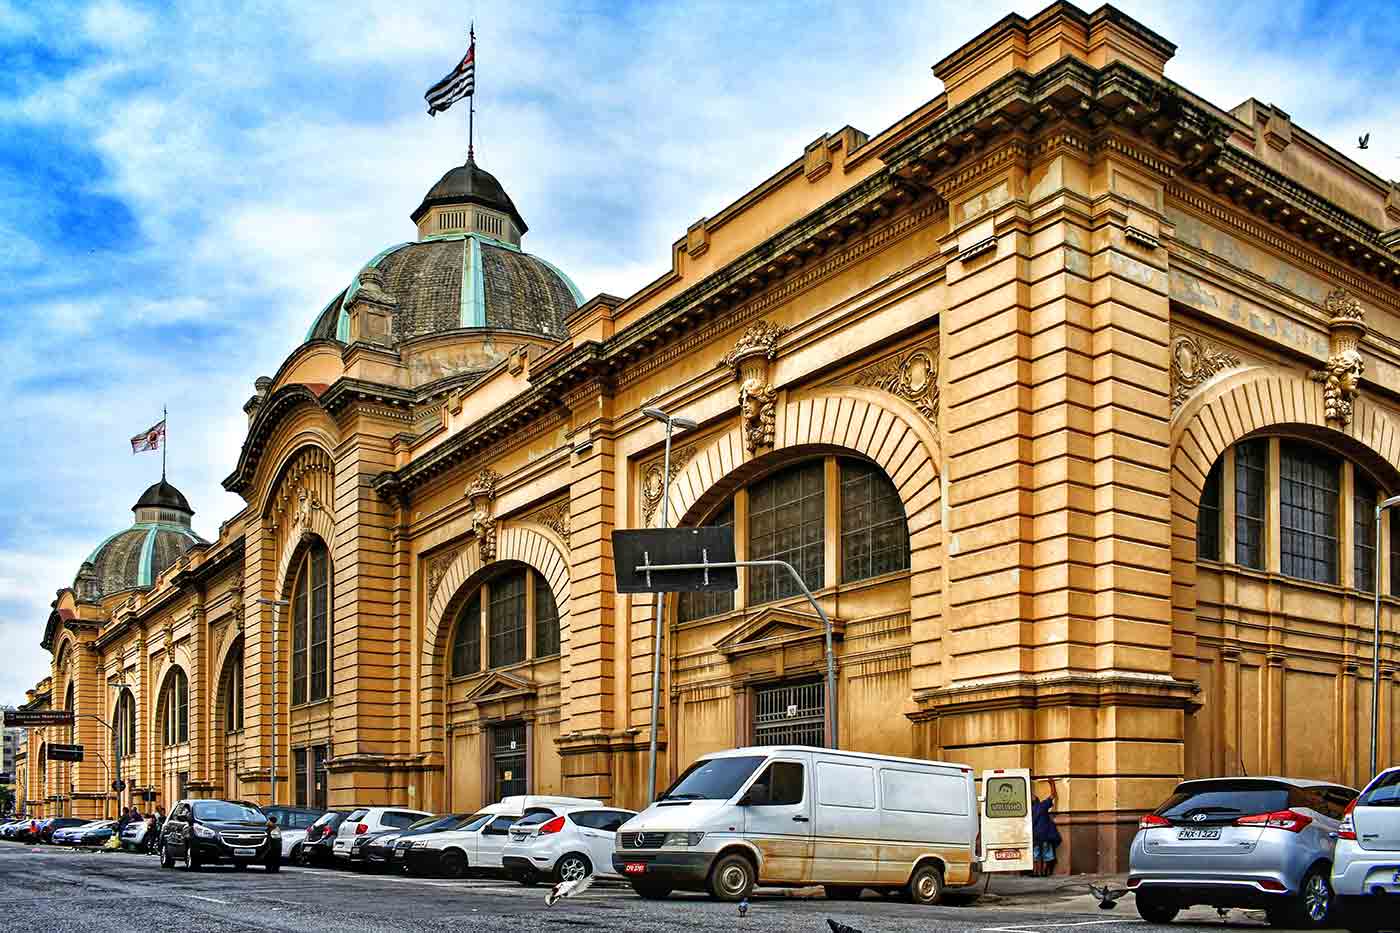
1031 777 1060 877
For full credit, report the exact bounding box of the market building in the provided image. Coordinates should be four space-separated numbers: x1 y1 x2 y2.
19 2 1400 871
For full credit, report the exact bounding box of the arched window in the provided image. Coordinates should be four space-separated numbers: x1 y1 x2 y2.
160 667 189 745
114 689 137 757
64 681 75 744
221 647 244 732
291 539 332 705
1199 436 1392 591
448 566 561 677
678 456 911 622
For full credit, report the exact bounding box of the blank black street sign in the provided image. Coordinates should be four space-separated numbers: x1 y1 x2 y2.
4 709 73 728
46 744 84 763
613 527 738 594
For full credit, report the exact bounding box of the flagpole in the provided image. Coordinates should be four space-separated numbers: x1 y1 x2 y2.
162 405 167 481
467 23 475 162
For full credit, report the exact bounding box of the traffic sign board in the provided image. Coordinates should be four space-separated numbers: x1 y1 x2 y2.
612 527 738 594
45 744 84 762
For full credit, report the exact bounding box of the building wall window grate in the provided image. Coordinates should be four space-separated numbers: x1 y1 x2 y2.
1235 439 1267 569
1280 441 1339 584
753 680 824 746
1198 459 1223 561
1355 477 1377 592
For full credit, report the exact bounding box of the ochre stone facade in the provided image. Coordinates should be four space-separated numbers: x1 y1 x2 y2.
21 2 1400 873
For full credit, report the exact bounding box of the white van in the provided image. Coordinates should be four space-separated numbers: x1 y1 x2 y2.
401 794 600 877
612 745 980 903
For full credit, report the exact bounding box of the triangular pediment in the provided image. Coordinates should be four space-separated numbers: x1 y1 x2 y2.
713 605 845 658
464 669 538 705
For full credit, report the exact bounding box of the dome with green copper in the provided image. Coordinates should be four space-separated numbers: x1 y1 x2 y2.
73 479 206 602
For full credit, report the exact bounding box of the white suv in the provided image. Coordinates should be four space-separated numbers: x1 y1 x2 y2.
502 806 636 885
1332 766 1400 933
332 806 432 864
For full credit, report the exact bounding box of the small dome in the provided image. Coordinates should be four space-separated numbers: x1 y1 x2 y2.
135 479 193 515
411 157 527 233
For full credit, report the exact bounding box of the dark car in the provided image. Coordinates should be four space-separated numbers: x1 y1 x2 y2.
38 817 87 843
300 809 353 866
158 799 280 872
368 814 476 870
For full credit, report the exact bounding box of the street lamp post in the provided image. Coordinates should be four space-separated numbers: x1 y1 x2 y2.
1373 495 1400 780
257 598 290 806
109 682 129 820
641 406 698 804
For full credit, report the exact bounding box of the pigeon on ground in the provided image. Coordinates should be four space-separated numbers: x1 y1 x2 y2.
827 920 865 933
545 873 595 906
1087 882 1129 910
1359 133 1371 150
738 897 749 917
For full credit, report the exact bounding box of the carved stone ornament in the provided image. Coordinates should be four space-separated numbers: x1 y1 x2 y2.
527 499 572 545
163 620 175 661
467 469 501 564
425 546 460 605
848 340 939 423
230 588 244 632
1308 289 1367 426
719 320 786 454
641 445 696 527
1170 333 1241 409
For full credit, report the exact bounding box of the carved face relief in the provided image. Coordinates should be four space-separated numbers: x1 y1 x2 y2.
720 321 786 456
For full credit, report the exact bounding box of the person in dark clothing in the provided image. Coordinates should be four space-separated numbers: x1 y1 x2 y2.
146 807 165 854
1031 777 1060 877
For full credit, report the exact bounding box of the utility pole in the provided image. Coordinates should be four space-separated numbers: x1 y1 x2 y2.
257 598 289 805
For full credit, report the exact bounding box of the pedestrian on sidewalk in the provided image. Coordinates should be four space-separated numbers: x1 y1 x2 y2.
1032 776 1060 877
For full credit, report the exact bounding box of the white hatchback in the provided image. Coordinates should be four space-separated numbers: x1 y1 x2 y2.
1332 766 1400 933
402 795 600 878
332 806 432 864
501 806 636 885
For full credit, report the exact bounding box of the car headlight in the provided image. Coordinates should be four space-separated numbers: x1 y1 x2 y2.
660 832 705 848
192 824 216 839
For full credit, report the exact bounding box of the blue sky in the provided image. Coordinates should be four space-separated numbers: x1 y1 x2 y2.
2 0 1398 706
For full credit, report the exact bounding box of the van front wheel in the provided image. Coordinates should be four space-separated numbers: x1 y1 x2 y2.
906 863 945 905
709 853 756 902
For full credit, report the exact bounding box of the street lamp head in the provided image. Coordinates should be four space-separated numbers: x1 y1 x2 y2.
642 407 670 423
670 416 699 432
643 407 698 432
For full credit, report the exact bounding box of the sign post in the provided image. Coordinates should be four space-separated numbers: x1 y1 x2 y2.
612 527 840 751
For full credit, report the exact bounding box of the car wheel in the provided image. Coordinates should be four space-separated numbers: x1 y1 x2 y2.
1268 867 1334 929
183 847 200 872
159 843 175 869
906 863 945 906
1136 893 1180 924
825 885 864 900
556 853 591 884
708 852 756 902
439 849 468 879
631 882 672 900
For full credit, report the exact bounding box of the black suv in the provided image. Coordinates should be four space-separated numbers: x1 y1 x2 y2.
159 799 280 872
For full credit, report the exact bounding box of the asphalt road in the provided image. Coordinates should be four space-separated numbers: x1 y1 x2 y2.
0 843 1308 933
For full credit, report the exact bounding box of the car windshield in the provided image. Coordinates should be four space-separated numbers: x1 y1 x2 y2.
192 801 264 823
1155 781 1290 821
459 813 494 832
1360 770 1400 807
660 756 766 801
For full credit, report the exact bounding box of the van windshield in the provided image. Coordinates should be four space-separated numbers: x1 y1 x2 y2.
660 756 766 801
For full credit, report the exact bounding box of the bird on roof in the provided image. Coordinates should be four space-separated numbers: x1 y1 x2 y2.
1088 882 1129 909
544 873 594 906
1359 133 1370 150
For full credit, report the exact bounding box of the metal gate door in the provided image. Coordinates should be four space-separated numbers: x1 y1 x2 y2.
754 681 824 746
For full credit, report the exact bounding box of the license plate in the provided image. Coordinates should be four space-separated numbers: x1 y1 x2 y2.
393 849 405 858
234 847 256 858
994 848 1022 860
624 862 647 875
1177 828 1221 840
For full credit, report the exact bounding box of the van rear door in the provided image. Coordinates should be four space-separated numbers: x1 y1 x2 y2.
980 769 1033 873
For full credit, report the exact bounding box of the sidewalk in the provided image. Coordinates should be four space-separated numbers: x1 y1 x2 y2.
975 872 1133 915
